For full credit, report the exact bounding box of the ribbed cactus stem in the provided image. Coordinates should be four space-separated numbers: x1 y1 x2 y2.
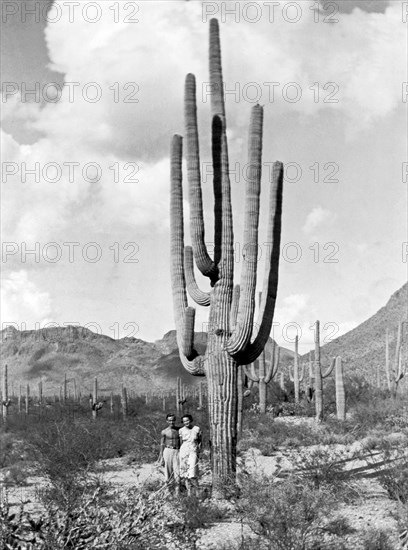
279 370 286 393
2 364 9 422
314 321 336 421
335 356 346 421
314 321 323 422
198 381 203 409
237 365 245 436
227 105 263 355
385 328 391 391
291 335 301 403
185 74 217 282
393 321 404 394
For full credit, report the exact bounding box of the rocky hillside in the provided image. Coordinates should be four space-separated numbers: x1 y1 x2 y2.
1 282 406 395
314 283 407 384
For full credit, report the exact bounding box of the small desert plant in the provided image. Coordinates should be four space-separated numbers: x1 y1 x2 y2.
360 527 395 550
235 474 349 550
292 446 360 503
376 453 408 504
1 483 206 550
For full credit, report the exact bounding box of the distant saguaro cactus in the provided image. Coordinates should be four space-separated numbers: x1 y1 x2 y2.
121 386 128 420
385 322 406 395
170 19 283 492
176 377 186 412
244 340 280 414
335 356 346 421
305 351 315 402
2 364 11 423
313 321 335 422
91 377 103 419
288 335 304 403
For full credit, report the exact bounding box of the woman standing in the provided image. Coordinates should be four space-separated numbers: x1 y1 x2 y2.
179 414 202 496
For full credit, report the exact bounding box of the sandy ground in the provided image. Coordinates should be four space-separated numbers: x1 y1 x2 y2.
1 420 407 549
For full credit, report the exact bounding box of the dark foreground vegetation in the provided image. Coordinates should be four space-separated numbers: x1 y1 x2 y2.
1 376 408 550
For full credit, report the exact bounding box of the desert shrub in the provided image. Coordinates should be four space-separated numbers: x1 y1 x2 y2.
0 433 24 468
376 454 408 504
360 528 395 550
239 416 319 454
0 483 220 550
235 474 350 550
292 446 360 503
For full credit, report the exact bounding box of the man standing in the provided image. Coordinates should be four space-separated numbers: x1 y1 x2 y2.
158 413 180 496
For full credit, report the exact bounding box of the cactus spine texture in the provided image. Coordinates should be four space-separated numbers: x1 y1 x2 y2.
170 19 283 492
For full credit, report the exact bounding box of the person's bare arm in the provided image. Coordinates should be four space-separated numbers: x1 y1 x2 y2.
196 429 202 456
158 430 166 465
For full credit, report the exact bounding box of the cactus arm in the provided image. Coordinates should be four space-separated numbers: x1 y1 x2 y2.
273 345 281 379
229 162 283 364
229 284 240 329
218 116 234 278
184 246 211 306
209 18 225 122
209 19 229 269
243 362 260 382
226 105 263 356
322 357 336 379
170 135 204 376
185 73 218 283
298 362 305 383
264 341 279 383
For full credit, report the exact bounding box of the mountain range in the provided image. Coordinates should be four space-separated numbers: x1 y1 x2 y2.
0 283 406 397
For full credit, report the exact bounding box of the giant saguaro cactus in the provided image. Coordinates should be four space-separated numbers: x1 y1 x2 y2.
289 335 304 403
170 19 283 492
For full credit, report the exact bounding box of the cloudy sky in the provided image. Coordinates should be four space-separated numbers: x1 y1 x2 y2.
1 0 407 353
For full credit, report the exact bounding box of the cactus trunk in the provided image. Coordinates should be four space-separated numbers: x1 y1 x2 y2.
314 321 323 422
2 364 9 423
206 346 238 490
335 357 346 421
385 328 391 391
121 386 128 420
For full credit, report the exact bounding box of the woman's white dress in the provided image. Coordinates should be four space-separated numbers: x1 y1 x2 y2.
179 425 201 479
